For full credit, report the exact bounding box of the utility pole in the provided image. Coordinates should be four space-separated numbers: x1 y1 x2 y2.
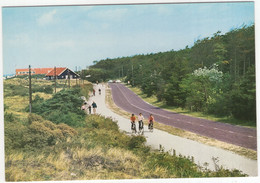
81 70 83 85
29 65 32 113
76 66 78 86
132 63 134 86
54 66 57 93
68 69 70 88
122 66 123 77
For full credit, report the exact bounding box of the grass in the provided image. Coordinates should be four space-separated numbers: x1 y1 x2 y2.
105 83 257 160
4 79 249 181
127 85 256 128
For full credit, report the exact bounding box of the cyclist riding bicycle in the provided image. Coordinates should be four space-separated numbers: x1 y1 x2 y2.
148 114 154 131
130 114 137 133
138 113 144 134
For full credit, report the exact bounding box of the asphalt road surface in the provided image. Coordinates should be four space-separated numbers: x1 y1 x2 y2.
109 83 257 151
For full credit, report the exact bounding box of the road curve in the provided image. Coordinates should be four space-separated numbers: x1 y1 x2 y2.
109 83 257 151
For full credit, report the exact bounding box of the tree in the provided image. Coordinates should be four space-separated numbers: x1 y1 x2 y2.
181 65 223 112
230 66 256 122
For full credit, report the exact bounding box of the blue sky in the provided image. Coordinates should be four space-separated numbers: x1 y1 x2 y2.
2 2 254 75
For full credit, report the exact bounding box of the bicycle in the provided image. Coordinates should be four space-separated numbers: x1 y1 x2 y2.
138 120 144 135
148 122 153 132
131 121 137 134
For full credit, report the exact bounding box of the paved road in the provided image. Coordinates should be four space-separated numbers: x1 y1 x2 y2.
109 83 257 151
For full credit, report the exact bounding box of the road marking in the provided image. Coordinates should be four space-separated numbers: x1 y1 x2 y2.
200 124 204 127
248 136 254 138
229 131 234 133
214 128 218 130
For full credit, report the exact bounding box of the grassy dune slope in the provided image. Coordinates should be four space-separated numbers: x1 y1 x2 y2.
4 78 247 181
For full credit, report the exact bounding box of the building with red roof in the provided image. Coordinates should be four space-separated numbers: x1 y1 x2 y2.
15 67 80 80
16 68 53 75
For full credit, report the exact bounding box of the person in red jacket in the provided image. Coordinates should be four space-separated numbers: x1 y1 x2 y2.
148 114 154 131
130 114 137 133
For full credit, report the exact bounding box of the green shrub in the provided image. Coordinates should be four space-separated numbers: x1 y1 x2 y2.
4 84 28 97
4 112 16 122
32 85 53 94
5 121 28 153
31 88 86 127
128 135 146 150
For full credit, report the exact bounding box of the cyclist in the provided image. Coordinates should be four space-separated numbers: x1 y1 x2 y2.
148 114 154 131
138 113 144 134
130 114 137 133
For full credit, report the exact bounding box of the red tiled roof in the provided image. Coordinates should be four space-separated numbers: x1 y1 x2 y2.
16 68 53 75
46 67 67 76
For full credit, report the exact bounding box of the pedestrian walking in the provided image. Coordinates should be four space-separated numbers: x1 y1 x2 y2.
99 88 101 95
93 89 96 96
92 101 97 114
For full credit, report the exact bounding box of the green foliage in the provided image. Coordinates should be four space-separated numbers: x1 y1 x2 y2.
181 65 223 112
230 66 256 122
5 113 77 153
32 84 53 94
31 87 86 127
89 25 255 123
83 68 109 83
5 121 27 153
4 112 16 122
127 135 146 150
4 84 28 97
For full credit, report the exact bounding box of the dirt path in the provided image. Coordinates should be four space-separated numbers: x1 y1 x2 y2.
88 83 257 176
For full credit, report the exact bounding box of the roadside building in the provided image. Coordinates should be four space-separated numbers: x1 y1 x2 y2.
45 67 80 80
15 68 53 76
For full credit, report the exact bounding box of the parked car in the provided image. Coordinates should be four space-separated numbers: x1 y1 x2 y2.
116 80 121 83
108 80 113 83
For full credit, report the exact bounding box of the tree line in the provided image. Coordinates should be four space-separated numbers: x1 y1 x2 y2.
83 25 255 125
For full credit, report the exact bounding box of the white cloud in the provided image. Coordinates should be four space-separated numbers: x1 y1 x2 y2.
37 10 57 26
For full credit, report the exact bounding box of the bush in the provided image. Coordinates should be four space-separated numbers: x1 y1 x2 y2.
128 135 146 150
31 88 86 127
4 112 16 122
32 85 53 94
5 84 28 97
5 121 28 151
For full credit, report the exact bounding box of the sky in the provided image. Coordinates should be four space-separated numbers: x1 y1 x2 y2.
2 1 255 75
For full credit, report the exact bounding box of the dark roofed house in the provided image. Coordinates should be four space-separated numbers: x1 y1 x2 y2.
46 67 80 80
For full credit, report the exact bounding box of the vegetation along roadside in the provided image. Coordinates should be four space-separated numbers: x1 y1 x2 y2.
4 77 247 181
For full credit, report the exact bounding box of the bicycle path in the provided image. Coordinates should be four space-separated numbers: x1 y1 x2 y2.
88 83 257 176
